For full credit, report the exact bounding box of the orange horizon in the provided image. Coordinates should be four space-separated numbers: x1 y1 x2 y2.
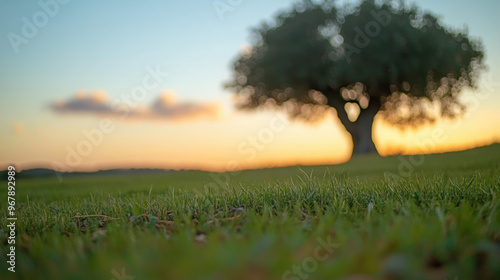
5 139 499 173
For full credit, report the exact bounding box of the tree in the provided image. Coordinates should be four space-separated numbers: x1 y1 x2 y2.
227 0 485 156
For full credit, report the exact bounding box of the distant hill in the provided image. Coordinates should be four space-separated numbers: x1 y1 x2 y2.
0 168 170 180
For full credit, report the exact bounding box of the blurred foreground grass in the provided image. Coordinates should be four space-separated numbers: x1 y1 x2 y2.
1 144 500 279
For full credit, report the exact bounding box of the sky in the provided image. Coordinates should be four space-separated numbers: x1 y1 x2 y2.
0 0 499 172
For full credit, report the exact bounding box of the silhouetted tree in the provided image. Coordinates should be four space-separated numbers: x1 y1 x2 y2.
227 0 484 156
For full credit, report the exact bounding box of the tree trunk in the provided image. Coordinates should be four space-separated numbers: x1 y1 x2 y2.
327 93 380 156
349 105 378 155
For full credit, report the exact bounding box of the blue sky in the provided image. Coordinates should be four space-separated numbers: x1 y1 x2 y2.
1 0 499 171
1 1 291 108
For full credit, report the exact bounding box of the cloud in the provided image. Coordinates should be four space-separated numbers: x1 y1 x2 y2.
51 91 113 114
150 92 220 120
50 90 222 121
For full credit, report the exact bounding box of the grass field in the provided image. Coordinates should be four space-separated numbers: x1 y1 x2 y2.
1 144 500 279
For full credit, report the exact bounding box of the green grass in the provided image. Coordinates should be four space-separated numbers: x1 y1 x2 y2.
1 144 500 279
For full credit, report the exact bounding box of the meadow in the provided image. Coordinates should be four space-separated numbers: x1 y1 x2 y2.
1 144 500 279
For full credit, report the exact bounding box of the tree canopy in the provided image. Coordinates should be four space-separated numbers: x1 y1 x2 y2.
227 0 485 155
